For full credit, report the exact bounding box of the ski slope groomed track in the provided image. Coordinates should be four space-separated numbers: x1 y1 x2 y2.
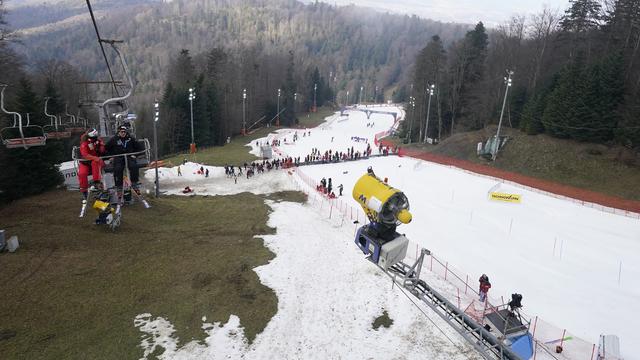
145 105 640 360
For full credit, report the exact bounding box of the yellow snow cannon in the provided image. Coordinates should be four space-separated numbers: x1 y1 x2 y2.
352 173 411 270
352 173 412 226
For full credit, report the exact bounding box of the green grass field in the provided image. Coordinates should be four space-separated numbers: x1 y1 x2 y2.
0 187 305 359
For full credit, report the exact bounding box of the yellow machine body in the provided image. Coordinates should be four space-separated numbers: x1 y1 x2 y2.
93 199 111 212
352 174 412 225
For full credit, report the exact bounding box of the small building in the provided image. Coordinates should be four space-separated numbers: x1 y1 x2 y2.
260 145 272 159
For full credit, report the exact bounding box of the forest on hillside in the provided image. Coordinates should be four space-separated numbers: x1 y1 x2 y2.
4 0 469 155
403 0 640 149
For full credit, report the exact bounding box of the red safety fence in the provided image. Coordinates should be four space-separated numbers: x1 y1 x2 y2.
380 145 640 219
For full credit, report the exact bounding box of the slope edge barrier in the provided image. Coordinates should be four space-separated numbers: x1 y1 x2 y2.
384 145 640 219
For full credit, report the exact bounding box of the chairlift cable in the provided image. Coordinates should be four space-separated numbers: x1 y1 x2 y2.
85 0 120 97
392 276 462 349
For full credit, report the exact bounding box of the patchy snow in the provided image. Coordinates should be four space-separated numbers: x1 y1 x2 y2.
135 200 481 359
143 161 297 196
142 105 640 359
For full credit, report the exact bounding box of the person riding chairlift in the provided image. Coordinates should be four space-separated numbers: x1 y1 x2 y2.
106 125 141 191
78 128 106 200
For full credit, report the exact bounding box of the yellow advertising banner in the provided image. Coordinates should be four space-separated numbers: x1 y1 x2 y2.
490 192 522 203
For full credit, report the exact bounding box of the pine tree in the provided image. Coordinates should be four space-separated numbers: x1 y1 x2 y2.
561 0 603 32
542 64 583 138
560 0 602 60
520 93 545 135
460 22 489 129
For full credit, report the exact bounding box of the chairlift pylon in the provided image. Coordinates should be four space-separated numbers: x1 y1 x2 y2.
0 84 47 149
43 97 72 140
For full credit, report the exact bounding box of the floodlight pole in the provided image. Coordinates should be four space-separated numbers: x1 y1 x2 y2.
313 83 317 112
493 70 513 161
242 88 247 135
153 100 160 197
276 88 281 126
423 84 435 143
188 87 196 153
407 96 415 143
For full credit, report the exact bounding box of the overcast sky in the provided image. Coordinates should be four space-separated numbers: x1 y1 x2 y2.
316 0 570 26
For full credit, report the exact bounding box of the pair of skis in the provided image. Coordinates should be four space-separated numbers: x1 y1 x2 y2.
78 186 150 219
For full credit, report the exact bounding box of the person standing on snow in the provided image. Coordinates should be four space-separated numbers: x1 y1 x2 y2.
338 184 344 196
105 125 142 190
177 166 182 176
479 274 491 302
78 128 106 199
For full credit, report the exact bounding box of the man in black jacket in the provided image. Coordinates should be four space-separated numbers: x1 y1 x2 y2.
106 125 141 189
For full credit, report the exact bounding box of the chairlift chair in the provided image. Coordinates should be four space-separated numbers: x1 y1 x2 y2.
0 85 47 149
65 104 86 134
42 97 71 140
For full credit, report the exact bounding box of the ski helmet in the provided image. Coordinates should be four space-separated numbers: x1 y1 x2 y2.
87 128 99 138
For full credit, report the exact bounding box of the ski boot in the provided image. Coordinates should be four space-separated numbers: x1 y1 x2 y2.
88 180 104 192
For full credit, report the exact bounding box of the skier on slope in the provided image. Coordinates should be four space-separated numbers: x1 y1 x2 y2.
78 128 106 200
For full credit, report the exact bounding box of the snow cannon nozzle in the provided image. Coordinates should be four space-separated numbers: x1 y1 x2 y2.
352 173 411 227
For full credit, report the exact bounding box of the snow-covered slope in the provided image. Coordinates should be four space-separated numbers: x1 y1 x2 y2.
144 105 640 359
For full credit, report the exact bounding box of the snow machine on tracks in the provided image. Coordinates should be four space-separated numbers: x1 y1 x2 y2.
352 172 411 270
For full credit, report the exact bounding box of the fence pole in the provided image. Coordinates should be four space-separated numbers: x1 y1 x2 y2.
559 329 567 349
465 275 469 295
329 201 333 219
532 316 538 338
445 262 448 280
457 288 461 308
430 255 433 271
618 260 622 286
509 218 513 236
590 343 596 360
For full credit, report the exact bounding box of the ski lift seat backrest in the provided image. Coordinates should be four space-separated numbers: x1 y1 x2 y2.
43 123 72 139
135 139 151 167
3 135 47 148
1 126 47 149
45 130 72 140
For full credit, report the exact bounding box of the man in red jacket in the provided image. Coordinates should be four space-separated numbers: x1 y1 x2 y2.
78 128 105 200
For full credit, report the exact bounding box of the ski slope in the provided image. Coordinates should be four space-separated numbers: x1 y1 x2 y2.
144 106 640 359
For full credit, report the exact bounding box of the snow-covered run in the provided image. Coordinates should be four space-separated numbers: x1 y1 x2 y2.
144 105 640 359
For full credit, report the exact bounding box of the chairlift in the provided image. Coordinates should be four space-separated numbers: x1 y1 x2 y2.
0 85 47 149
65 104 86 134
42 97 71 140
